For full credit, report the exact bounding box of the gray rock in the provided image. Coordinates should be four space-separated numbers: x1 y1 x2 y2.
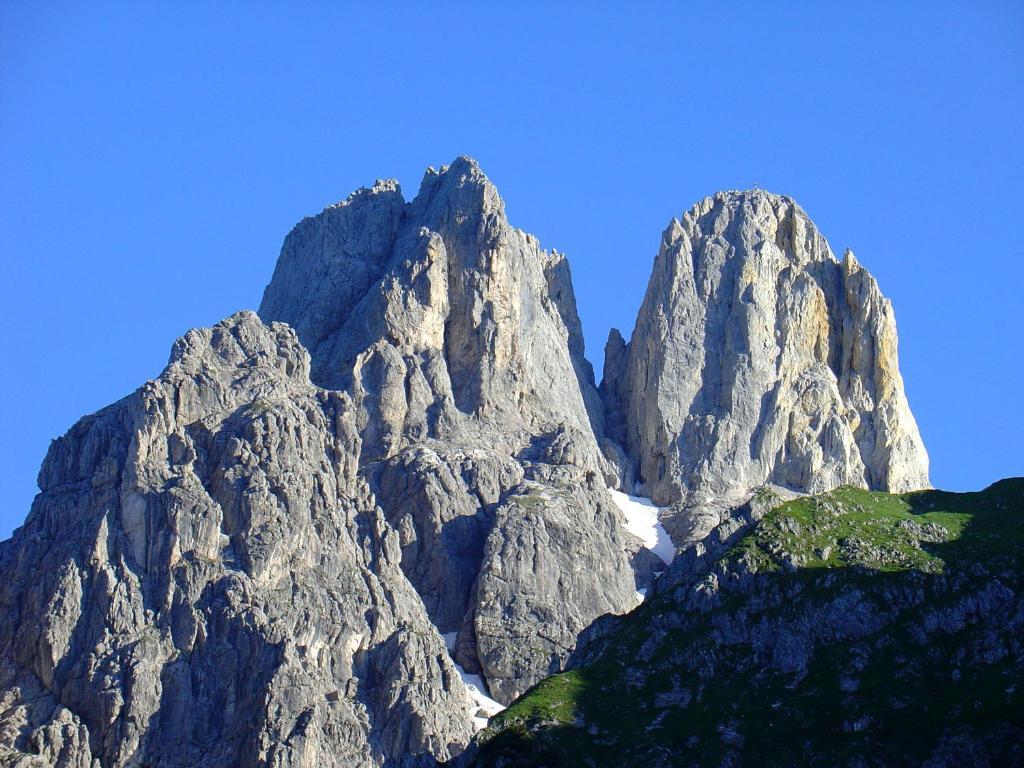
1 165 937 766
259 158 606 462
603 190 929 505
259 157 638 704
472 470 637 702
370 446 522 633
0 313 474 767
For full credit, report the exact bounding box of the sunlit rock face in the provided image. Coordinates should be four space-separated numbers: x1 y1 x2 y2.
0 164 932 767
601 190 929 506
259 157 640 707
0 158 644 766
0 312 476 767
259 157 607 463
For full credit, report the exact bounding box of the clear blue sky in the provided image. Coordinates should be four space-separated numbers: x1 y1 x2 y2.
2 2 1021 539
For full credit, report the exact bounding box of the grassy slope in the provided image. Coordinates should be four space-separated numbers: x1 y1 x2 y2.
470 479 1024 767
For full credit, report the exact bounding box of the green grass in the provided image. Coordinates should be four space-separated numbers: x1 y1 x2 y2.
471 479 1024 767
727 485 979 574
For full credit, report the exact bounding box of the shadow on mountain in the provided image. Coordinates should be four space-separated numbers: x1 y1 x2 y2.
466 479 1024 768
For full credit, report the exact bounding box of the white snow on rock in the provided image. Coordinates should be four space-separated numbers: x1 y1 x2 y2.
609 488 675 567
442 631 505 731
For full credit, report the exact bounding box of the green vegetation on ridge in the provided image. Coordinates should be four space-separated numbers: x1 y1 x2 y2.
470 479 1024 767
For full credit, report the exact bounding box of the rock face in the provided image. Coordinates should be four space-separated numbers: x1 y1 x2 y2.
0 158 646 768
259 157 606 459
259 158 640 705
0 165 935 767
0 313 474 767
602 190 929 506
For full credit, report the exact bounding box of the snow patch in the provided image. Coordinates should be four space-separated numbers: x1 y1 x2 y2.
609 488 675 567
442 631 505 731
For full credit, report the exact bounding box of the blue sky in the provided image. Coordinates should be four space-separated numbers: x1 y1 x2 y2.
1 2 1021 538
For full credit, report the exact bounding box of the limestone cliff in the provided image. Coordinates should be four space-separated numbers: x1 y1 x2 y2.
259 157 606 461
602 190 929 506
0 313 474 767
259 158 640 705
0 167 934 768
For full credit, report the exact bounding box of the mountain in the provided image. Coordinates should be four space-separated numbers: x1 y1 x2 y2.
0 314 474 766
470 479 1024 767
601 190 928 509
257 158 641 705
0 159 944 767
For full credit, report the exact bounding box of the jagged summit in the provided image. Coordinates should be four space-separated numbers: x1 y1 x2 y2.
259 156 605 458
425 154 485 176
259 155 638 706
311 157 487 217
601 188 929 507
0 159 933 767
326 177 404 209
661 189 805 234
685 187 798 206
660 188 827 265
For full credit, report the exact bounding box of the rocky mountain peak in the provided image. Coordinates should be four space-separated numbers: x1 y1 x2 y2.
258 157 636 707
602 188 928 506
409 157 503 235
1 163 936 767
259 156 604 463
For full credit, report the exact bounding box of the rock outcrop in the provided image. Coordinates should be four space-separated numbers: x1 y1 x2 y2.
0 164 936 767
0 313 473 767
259 158 640 705
259 157 606 460
602 190 929 506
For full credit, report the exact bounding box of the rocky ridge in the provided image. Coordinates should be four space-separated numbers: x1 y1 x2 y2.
0 314 473 767
471 480 1024 767
0 159 933 767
